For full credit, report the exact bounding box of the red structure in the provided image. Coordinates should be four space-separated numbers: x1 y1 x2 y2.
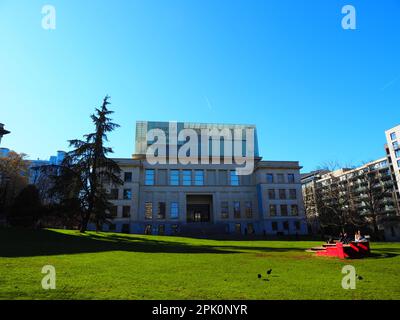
309 242 370 259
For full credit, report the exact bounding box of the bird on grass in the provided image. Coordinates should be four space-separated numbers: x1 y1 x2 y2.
267 269 272 275
257 274 262 279
357 275 363 280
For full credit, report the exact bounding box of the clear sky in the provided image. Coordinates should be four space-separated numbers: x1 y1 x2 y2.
1 0 399 172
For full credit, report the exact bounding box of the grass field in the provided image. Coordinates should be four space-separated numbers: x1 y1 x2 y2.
0 228 399 300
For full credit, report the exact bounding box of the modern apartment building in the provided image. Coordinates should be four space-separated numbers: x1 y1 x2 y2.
300 169 330 234
385 125 400 207
28 150 66 184
95 121 307 236
302 158 400 240
301 126 400 240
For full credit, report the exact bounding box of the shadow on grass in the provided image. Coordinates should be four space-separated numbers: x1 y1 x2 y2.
0 228 230 257
0 228 307 258
367 251 400 259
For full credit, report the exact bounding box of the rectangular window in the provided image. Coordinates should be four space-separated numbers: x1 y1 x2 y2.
221 201 229 219
393 141 399 150
235 223 241 234
395 149 400 158
283 221 289 230
170 170 179 185
245 201 253 218
109 223 116 231
291 204 299 216
182 170 192 186
269 204 277 216
145 169 155 185
170 202 179 219
109 189 119 200
158 202 166 219
294 221 300 230
123 189 132 200
281 205 288 216
268 189 276 199
110 206 118 217
289 189 297 199
288 174 295 183
277 174 285 183
145 202 153 220
397 160 400 168
122 206 131 217
247 223 254 234
233 201 241 219
124 172 132 182
194 170 204 186
391 132 397 141
266 174 274 183
230 170 240 186
271 222 278 231
279 189 286 199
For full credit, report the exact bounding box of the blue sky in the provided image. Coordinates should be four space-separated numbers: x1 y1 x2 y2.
1 0 399 172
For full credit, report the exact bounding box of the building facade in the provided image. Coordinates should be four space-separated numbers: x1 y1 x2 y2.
95 121 307 236
301 159 400 240
28 151 66 184
301 169 330 234
385 125 400 209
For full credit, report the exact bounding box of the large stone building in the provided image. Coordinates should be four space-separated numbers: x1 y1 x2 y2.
95 121 307 236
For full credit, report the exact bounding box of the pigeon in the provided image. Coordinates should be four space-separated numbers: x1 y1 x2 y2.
357 275 363 280
267 269 272 275
257 274 262 279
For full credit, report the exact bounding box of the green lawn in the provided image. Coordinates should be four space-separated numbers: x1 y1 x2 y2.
0 228 399 300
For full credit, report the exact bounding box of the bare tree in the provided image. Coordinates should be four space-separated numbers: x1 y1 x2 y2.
315 175 357 235
349 168 397 239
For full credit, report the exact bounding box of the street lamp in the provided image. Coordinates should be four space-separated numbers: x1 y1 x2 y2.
0 123 10 145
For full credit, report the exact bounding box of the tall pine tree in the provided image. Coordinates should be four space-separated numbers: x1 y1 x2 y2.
54 96 122 232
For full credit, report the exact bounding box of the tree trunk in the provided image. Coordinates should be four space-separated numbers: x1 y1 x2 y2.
80 212 90 233
372 217 380 241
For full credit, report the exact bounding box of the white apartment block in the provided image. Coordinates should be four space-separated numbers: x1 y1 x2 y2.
385 124 400 203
